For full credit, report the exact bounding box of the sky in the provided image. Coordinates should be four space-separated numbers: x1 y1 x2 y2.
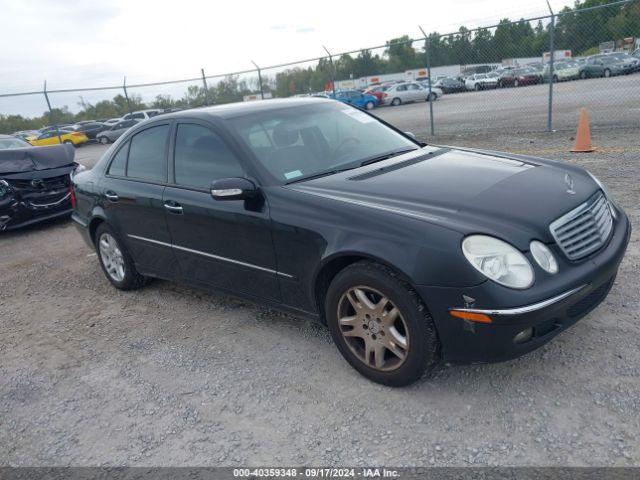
0 0 576 117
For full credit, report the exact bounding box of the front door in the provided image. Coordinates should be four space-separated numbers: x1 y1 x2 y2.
163 121 280 301
99 122 178 279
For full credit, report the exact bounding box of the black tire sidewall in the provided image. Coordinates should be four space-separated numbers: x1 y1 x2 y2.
95 223 143 290
325 262 439 387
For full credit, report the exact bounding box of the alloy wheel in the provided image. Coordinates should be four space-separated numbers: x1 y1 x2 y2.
99 233 125 282
337 286 409 371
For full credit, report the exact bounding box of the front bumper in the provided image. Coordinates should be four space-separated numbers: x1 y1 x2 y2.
0 194 72 231
417 209 631 364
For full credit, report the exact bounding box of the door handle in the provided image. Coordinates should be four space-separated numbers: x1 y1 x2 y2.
164 201 183 214
104 191 119 202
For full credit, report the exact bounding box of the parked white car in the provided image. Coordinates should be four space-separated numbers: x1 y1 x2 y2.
122 109 163 122
465 73 499 91
382 82 442 106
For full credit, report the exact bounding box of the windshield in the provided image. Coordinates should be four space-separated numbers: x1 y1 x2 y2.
229 102 418 183
0 137 31 149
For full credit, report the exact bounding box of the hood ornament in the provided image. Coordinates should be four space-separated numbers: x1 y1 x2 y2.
564 173 576 195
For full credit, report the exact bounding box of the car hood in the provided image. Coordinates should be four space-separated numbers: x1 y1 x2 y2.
286 146 599 248
0 144 75 174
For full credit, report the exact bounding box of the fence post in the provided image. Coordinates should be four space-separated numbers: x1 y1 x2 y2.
546 1 555 132
122 76 133 116
419 26 435 136
322 46 336 97
42 80 62 143
201 68 210 105
251 61 264 100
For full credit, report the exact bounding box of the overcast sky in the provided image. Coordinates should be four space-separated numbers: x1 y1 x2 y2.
0 0 576 117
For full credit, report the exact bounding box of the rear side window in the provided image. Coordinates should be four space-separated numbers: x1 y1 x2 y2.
174 123 243 189
126 125 169 182
108 142 128 176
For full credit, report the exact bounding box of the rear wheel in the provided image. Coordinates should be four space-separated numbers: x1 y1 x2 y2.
427 92 437 101
474 83 481 91
325 261 439 387
391 97 401 106
95 223 147 290
99 136 109 144
604 69 611 78
580 70 587 79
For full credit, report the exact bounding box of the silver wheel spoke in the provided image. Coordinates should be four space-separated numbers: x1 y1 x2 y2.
99 233 125 282
337 285 410 372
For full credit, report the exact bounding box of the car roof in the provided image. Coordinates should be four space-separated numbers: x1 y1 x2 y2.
156 98 336 121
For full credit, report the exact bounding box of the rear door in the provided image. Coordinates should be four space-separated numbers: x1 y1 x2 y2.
99 122 178 279
163 120 280 301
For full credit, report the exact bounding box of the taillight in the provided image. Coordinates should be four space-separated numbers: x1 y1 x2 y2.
69 183 76 209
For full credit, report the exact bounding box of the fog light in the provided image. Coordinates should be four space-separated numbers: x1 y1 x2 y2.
514 327 533 344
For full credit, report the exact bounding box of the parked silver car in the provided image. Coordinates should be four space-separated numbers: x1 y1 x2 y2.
95 119 140 144
382 82 442 106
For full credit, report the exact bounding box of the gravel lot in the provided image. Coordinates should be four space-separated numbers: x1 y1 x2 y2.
1 129 639 467
374 73 640 137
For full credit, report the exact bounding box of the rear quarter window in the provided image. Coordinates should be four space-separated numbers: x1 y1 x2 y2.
108 142 129 176
126 125 169 182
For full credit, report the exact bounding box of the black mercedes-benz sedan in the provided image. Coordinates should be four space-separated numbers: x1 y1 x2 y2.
0 135 81 231
71 98 630 386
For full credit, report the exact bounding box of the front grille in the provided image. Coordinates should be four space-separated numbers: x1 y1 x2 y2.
8 174 69 192
549 191 613 261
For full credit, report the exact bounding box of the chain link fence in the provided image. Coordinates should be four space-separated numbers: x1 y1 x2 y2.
1 0 638 138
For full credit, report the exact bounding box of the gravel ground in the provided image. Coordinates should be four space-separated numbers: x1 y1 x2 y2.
1 129 639 467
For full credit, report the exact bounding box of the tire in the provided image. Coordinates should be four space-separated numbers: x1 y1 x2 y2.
325 261 440 387
99 136 109 145
427 92 437 102
474 83 481 91
364 101 375 110
580 71 587 80
95 223 147 291
514 79 520 87
552 75 558 83
604 69 611 78
391 97 401 107
63 140 74 147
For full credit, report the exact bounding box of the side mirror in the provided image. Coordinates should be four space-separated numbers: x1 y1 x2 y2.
210 177 256 201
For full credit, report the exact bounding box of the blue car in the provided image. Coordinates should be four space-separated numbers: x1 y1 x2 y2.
329 90 378 110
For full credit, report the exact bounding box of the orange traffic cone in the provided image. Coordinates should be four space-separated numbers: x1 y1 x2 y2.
571 107 595 153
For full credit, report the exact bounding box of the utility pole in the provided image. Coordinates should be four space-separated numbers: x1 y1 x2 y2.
546 0 555 132
251 61 265 100
322 46 336 98
122 76 133 116
419 25 435 136
201 68 210 106
43 80 62 144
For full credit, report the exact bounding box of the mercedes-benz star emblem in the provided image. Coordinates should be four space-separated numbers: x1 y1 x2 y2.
564 173 576 195
30 179 45 189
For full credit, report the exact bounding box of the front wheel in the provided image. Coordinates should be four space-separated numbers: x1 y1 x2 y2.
427 92 437 101
364 101 375 110
474 83 481 91
95 223 147 290
325 261 439 387
99 136 109 144
604 69 611 78
391 97 401 106
580 71 587 79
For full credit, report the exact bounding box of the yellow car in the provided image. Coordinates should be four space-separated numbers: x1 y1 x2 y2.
27 130 89 147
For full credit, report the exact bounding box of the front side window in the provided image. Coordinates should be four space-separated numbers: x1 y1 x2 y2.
126 125 168 182
230 102 418 183
174 124 243 189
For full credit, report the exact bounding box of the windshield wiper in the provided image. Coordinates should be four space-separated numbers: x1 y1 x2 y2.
285 166 359 184
359 148 418 166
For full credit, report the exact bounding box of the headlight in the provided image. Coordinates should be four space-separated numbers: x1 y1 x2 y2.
0 179 11 198
462 235 534 289
530 241 558 274
587 171 617 219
